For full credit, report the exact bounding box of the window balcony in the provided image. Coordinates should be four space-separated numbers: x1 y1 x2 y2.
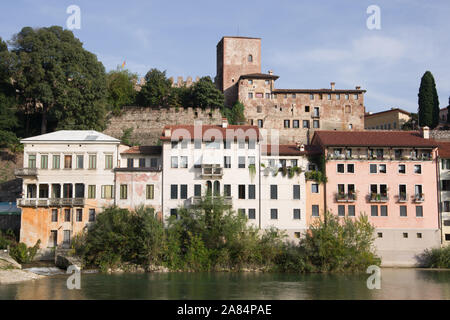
15 168 38 177
335 193 357 203
369 193 389 202
397 193 408 203
17 198 85 207
200 165 223 178
188 195 232 206
413 193 425 203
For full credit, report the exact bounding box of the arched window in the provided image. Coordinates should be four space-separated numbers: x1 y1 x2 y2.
206 181 212 196
248 54 253 62
213 181 220 196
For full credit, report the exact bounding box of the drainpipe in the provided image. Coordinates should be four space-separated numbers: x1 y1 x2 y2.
436 150 443 245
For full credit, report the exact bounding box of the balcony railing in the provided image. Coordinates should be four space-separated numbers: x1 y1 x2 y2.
200 166 223 178
335 193 357 202
14 168 38 177
17 198 85 207
188 196 232 206
369 193 389 202
413 193 425 203
397 193 408 203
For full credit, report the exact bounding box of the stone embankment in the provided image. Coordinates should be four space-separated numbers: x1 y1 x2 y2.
0 251 45 284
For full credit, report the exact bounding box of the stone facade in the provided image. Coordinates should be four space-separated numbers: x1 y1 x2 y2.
104 107 223 145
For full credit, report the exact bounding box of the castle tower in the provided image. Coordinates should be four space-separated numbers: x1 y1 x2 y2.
216 36 261 107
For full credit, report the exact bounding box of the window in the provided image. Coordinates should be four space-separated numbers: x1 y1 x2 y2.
101 185 113 199
51 209 58 222
64 209 71 222
403 233 408 239
313 120 320 128
63 184 73 198
64 155 72 169
139 158 146 168
248 140 256 149
414 165 422 174
238 209 245 218
180 156 188 168
88 185 96 199
370 164 377 173
257 119 263 128
265 93 271 99
180 185 188 199
270 185 278 199
248 54 253 62
224 184 231 197
171 141 178 149
347 164 354 173
443 201 450 212
311 184 319 193
248 209 256 220
28 154 36 168
416 206 423 217
348 205 355 217
238 156 245 168
313 107 320 117
398 164 406 174
417 233 422 239
76 155 84 169
170 209 178 218
380 205 388 216
181 140 188 149
293 185 300 200
39 184 49 198
170 185 178 199
248 156 255 166
327 94 331 100
150 158 158 168
400 205 407 217
312 205 319 217
75 183 84 198
51 184 61 198
248 185 256 199
127 158 134 168
270 209 278 220
371 205 378 216
338 205 345 217
284 120 290 128
443 180 450 191
41 155 48 169
214 180 220 197
171 157 178 168
120 185 127 199
63 230 71 246
337 164 345 173
49 230 57 248
379 164 386 174
349 124 353 129
223 156 231 169
293 209 301 220
310 94 314 100
303 120 310 128
442 159 450 170
293 120 299 128
52 155 60 169
76 209 83 222
88 155 97 169
89 209 96 222
105 155 113 169
238 185 245 199
248 92 253 99
194 184 202 197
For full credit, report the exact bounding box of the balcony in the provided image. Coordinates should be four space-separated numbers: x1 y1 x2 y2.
369 193 389 203
312 113 320 119
200 165 223 178
397 193 408 203
335 193 357 203
15 168 38 177
413 193 425 203
17 198 85 207
188 195 232 206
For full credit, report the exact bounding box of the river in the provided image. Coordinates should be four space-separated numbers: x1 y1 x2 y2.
0 268 449 300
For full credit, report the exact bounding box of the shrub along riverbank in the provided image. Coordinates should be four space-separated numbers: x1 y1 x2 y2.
418 246 450 269
73 197 380 273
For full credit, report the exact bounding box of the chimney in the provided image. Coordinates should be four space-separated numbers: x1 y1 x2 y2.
330 82 335 91
164 128 171 138
300 144 305 152
421 126 430 139
222 117 228 128
268 70 273 75
355 86 361 90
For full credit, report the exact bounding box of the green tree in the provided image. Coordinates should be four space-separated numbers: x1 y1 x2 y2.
9 26 107 134
106 68 138 114
222 101 246 125
418 71 440 129
136 68 172 107
189 76 224 109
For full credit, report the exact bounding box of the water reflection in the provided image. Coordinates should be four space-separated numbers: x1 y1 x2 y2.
0 269 448 300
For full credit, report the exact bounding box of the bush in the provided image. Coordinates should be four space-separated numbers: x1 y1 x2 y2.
418 246 450 268
9 240 41 264
0 229 16 249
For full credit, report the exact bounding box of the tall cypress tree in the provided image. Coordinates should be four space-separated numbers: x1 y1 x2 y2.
418 71 439 128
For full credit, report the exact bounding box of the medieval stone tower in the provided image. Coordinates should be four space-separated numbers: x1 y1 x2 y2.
216 36 262 107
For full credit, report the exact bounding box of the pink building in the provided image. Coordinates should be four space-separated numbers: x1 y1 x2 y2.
311 128 441 266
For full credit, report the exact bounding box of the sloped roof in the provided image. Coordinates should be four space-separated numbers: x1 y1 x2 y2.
21 130 120 143
312 130 437 148
273 88 365 94
239 73 279 80
435 141 450 158
262 144 322 156
365 108 411 118
121 146 162 155
160 124 261 141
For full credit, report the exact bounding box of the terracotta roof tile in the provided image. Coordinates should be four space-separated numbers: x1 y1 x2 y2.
122 146 162 155
435 141 450 158
263 144 321 156
312 130 437 148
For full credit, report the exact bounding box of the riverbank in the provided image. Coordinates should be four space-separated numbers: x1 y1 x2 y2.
0 269 45 284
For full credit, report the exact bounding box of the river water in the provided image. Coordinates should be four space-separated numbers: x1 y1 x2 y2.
0 268 449 300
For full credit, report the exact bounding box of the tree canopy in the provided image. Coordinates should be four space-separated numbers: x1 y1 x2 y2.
418 71 440 129
136 68 172 107
106 68 138 114
9 26 108 134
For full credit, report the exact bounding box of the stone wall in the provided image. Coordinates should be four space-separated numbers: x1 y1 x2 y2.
430 130 450 142
104 106 223 145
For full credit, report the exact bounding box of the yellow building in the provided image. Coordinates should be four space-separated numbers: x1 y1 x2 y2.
365 108 411 130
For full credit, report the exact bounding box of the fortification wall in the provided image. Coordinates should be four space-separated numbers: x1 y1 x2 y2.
104 106 223 145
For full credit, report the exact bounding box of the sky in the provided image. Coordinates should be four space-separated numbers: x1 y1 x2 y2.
0 0 449 113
